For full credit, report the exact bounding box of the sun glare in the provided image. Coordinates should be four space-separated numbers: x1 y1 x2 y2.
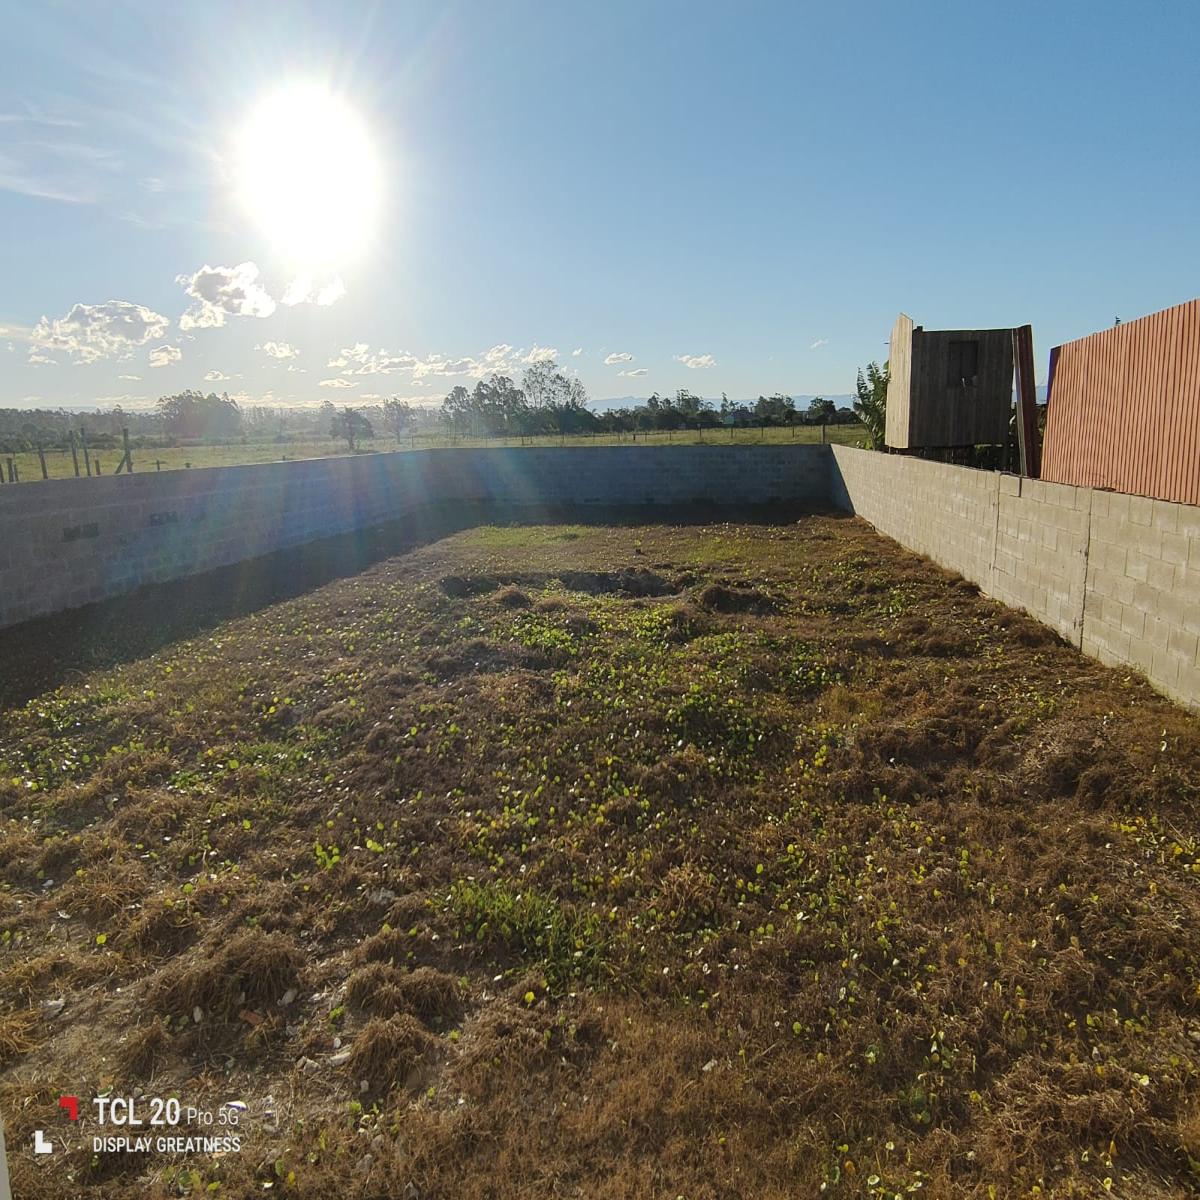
233 83 382 268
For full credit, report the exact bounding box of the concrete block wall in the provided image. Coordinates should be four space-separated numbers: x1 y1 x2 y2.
0 444 831 629
3 440 1197 710
1083 492 1200 705
831 446 1200 710
829 449 998 591
991 475 1091 645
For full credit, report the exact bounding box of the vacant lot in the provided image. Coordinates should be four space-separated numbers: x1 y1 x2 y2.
1 516 1198 1198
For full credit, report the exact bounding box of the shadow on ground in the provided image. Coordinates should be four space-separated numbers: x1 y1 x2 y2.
0 500 836 708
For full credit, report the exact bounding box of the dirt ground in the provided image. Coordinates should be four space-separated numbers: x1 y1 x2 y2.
1 513 1198 1199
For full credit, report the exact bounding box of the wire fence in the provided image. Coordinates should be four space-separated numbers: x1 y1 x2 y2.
0 422 867 484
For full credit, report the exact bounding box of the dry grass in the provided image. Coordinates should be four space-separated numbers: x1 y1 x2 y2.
0 1009 39 1065
0 514 1198 1198
345 1014 435 1094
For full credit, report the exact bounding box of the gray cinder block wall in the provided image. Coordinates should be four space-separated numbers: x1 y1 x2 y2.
2 442 1198 711
831 446 1200 710
0 444 831 629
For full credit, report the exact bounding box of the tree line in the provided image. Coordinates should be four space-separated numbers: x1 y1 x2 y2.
434 358 859 437
0 359 890 454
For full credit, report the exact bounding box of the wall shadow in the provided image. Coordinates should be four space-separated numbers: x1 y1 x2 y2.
0 500 843 709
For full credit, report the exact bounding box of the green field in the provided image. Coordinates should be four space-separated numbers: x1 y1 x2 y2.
0 423 867 483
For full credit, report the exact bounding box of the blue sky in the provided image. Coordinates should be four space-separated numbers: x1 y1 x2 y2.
1 0 1198 410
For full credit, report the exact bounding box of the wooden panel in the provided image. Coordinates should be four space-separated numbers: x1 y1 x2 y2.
906 327 1014 448
1042 298 1200 504
885 313 914 448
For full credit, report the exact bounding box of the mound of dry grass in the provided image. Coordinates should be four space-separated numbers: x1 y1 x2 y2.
345 1014 434 1092
694 581 777 613
491 585 531 608
150 929 304 1020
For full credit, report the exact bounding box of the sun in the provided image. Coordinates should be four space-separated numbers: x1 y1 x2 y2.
233 83 382 269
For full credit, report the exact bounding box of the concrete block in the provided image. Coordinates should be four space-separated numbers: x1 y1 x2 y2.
1105 493 1131 522
1119 604 1146 638
1151 647 1182 687
1128 495 1154 526
1152 499 1180 533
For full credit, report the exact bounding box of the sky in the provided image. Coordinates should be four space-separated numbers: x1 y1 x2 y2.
1 0 1198 411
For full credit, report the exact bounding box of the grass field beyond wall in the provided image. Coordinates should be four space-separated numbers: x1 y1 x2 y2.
1 516 1198 1199
0 423 866 482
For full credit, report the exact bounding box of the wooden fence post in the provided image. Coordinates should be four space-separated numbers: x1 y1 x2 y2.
79 427 91 477
118 427 133 474
69 431 80 477
1013 325 1040 478
37 443 48 479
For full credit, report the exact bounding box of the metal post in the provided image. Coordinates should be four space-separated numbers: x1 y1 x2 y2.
69 430 80 477
80 427 91 476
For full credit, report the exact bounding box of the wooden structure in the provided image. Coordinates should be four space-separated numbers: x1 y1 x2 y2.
1041 298 1200 505
885 314 1016 450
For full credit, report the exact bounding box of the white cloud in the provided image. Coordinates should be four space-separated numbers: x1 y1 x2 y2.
571 347 583 357
329 343 416 376
809 338 829 350
319 378 357 389
28 351 57 366
327 341 518 381
177 262 276 330
257 340 299 360
31 299 171 363
204 369 229 382
675 353 716 369
604 352 633 365
325 341 566 384
619 368 648 377
148 344 182 368
118 373 141 381
282 274 346 307
412 354 486 379
0 320 35 345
